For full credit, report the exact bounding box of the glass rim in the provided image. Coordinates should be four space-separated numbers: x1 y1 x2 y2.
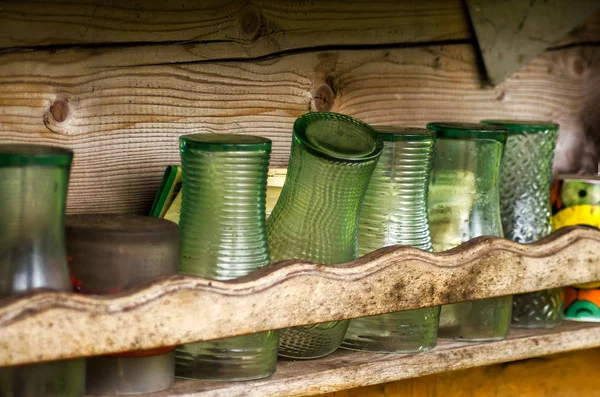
180 133 272 152
372 125 436 142
0 144 73 166
426 122 508 144
480 119 559 134
293 112 383 162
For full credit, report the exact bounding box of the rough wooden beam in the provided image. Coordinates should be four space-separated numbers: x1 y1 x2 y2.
0 226 598 367
0 0 469 53
157 322 600 397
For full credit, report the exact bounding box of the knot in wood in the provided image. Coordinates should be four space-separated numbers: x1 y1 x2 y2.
240 6 263 40
49 99 69 123
312 85 335 112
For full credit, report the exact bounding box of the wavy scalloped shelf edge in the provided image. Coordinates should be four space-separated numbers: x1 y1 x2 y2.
0 226 599 366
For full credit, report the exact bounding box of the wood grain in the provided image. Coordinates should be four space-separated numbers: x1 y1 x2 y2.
0 0 468 51
0 42 598 213
0 226 598 367
323 347 600 397
126 322 600 397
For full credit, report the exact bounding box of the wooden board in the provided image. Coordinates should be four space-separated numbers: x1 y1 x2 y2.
324 346 600 397
0 41 598 213
0 0 469 52
0 226 599 367
117 322 600 397
465 0 599 84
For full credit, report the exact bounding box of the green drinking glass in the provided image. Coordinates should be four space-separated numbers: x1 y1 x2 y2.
427 122 512 342
0 145 85 397
342 126 439 353
482 120 563 329
176 134 278 381
267 112 383 359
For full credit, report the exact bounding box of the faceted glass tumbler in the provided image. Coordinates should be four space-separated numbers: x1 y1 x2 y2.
342 127 440 353
482 120 563 328
176 134 278 381
0 145 85 397
427 123 512 342
267 112 383 359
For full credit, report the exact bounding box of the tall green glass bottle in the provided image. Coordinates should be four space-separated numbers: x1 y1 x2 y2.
427 123 512 342
176 134 278 381
0 145 85 397
342 127 440 353
481 120 562 328
267 112 383 359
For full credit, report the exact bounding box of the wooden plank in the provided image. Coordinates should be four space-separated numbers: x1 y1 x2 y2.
465 0 599 85
0 0 469 51
0 226 599 367
0 43 598 214
123 322 600 397
323 346 600 397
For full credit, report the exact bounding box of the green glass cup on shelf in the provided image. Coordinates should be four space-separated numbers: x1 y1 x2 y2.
427 122 512 342
481 120 563 329
342 126 440 353
176 134 278 381
267 112 383 359
0 145 85 397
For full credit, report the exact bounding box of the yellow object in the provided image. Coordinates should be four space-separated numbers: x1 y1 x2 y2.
551 204 600 230
551 204 600 288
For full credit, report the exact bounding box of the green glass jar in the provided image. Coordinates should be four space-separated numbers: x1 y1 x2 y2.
0 145 85 397
342 127 440 353
176 134 278 381
267 112 383 359
481 120 562 329
427 123 512 342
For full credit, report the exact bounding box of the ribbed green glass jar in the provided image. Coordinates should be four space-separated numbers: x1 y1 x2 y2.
342 127 440 353
427 123 513 342
482 120 563 329
176 134 278 381
267 112 383 359
0 145 85 397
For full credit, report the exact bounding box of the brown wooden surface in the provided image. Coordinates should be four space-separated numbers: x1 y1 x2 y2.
103 321 600 397
0 0 468 51
324 346 600 397
0 41 598 213
0 226 598 367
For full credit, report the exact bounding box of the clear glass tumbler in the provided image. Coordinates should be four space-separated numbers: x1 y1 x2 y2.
482 120 563 328
267 112 383 359
342 126 440 353
427 123 512 342
0 144 85 397
176 134 278 381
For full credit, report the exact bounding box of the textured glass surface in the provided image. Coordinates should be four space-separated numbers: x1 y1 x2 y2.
176 134 278 381
267 112 382 359
342 127 440 353
427 124 512 342
0 145 84 397
483 120 563 328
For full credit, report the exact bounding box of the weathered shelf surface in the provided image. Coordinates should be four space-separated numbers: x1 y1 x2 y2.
0 226 599 367
139 321 600 397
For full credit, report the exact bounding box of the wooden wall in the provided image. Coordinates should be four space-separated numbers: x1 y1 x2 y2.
0 0 598 214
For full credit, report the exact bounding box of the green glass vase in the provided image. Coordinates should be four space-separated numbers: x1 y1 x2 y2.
175 134 278 381
342 127 440 353
427 123 512 342
267 112 383 359
482 120 563 329
0 145 85 397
